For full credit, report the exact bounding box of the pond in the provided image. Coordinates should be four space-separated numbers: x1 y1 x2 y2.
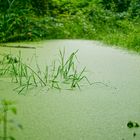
0 40 140 140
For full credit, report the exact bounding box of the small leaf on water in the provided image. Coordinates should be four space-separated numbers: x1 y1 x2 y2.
17 124 23 130
11 107 17 115
127 121 133 128
133 132 136 137
9 136 16 140
135 122 140 128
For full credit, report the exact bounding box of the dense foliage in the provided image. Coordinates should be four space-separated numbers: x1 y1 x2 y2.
0 0 140 51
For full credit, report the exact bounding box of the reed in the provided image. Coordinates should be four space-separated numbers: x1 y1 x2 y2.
0 49 90 94
58 49 78 80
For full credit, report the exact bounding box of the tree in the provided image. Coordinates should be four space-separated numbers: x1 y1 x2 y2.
100 0 131 12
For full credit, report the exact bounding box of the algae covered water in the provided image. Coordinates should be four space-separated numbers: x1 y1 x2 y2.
0 40 140 140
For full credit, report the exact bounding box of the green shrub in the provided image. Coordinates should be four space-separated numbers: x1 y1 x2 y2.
100 0 131 12
0 0 139 52
0 12 51 42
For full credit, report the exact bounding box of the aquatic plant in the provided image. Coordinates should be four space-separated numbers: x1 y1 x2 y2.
0 99 23 140
126 121 140 138
0 50 90 94
127 121 140 128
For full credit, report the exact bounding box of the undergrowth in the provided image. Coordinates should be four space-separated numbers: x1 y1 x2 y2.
0 0 139 52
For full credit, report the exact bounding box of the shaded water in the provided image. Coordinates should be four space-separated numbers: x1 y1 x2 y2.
0 40 140 140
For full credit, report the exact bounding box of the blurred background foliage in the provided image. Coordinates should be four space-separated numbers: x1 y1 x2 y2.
0 0 140 51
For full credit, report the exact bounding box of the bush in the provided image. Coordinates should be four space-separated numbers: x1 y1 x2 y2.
100 0 131 12
0 0 139 52
30 0 48 16
0 12 49 42
128 0 140 18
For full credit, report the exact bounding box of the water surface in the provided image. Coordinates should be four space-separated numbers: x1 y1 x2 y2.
0 40 140 140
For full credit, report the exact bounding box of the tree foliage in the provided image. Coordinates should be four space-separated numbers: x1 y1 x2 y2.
0 0 140 51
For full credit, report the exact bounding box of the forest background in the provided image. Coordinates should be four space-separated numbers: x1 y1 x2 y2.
0 0 140 51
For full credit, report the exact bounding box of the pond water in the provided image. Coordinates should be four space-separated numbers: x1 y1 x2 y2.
0 40 140 140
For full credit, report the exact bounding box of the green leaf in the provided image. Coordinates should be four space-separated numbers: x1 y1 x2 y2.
10 107 17 115
127 121 133 128
135 122 140 128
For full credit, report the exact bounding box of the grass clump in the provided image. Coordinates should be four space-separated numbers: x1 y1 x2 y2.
0 49 90 94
